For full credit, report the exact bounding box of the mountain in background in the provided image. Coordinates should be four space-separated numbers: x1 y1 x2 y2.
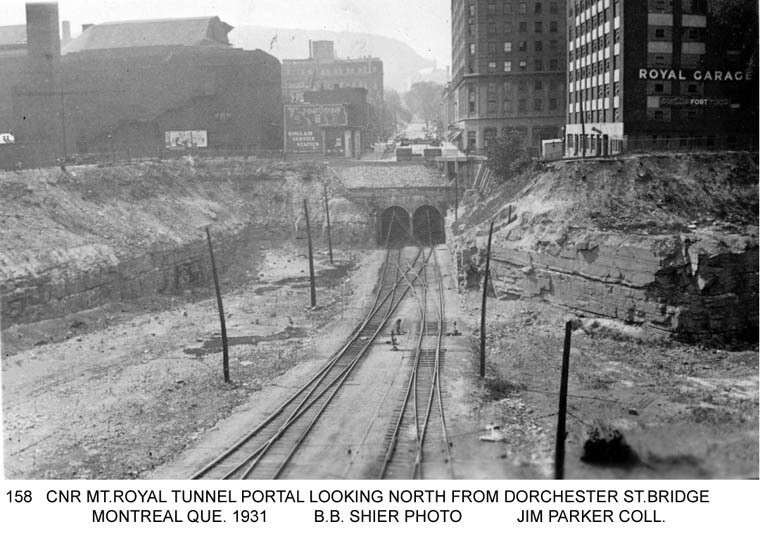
230 26 440 92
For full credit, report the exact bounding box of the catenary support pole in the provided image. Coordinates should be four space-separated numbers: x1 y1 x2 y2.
323 183 333 264
479 220 495 377
554 320 573 479
303 199 317 307
205 227 230 383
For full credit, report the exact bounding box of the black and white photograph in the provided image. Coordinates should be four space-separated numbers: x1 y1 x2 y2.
0 0 757 491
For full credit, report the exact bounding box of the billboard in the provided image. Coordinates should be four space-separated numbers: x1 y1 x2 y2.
164 130 208 149
285 104 347 153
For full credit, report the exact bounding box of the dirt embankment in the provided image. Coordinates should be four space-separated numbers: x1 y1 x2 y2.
451 152 759 341
0 158 372 329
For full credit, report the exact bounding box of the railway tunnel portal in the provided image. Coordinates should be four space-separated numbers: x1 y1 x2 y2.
344 186 453 246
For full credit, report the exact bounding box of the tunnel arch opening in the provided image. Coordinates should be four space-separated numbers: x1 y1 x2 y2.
412 205 445 245
378 206 411 246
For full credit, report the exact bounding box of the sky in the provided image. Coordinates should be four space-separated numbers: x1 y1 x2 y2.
1 0 452 68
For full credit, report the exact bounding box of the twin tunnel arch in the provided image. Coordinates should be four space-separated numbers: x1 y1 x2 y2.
378 205 445 246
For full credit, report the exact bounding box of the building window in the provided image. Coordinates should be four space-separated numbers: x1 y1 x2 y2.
504 21 513 33
535 21 543 33
488 42 497 55
535 80 543 90
504 61 512 71
549 97 558 110
535 59 543 71
484 128 498 146
655 28 665 38
488 3 497 15
518 98 527 111
469 4 475 16
535 2 542 13
535 40 543 51
519 21 528 32
519 60 528 70
504 41 512 52
550 20 558 32
550 1 558 13
487 100 498 113
518 80 527 91
488 61 497 72
550 39 558 51
519 41 527 51
469 43 476 55
503 98 513 112
518 1 527 14
550 58 559 70
534 98 543 111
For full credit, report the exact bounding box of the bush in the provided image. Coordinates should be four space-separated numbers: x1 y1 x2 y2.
485 129 531 182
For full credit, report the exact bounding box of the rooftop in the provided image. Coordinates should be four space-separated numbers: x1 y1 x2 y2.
62 16 233 54
0 25 27 49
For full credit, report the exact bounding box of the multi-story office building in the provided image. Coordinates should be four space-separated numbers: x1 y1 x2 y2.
565 0 758 156
446 0 567 152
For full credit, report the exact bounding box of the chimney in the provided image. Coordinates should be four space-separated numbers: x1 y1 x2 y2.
61 20 70 44
26 2 61 60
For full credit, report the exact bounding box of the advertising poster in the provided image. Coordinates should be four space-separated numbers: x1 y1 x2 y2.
164 130 208 149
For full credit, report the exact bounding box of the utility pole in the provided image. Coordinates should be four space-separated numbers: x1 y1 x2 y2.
554 321 573 479
479 220 495 377
579 84 587 159
323 183 333 264
59 88 67 161
205 227 230 383
303 199 317 307
454 172 459 222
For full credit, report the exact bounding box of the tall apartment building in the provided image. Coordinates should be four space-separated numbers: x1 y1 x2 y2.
446 0 567 152
565 0 758 156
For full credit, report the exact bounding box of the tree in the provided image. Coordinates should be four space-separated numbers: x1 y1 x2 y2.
403 81 444 130
383 89 412 137
485 129 531 182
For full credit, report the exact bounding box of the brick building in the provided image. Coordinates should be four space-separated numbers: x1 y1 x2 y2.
282 40 383 146
2 4 283 168
284 87 370 158
565 0 758 156
445 0 567 152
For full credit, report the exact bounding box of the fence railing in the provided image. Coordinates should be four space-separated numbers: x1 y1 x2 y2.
625 135 758 154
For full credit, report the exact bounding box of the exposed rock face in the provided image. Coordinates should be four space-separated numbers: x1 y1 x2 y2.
0 159 374 328
462 230 758 340
325 198 374 247
452 153 759 341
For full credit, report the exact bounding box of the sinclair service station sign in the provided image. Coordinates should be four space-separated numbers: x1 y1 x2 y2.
285 104 348 153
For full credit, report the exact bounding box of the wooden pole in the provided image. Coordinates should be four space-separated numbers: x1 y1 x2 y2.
554 320 573 479
579 84 587 159
205 227 230 383
479 220 495 377
303 199 317 307
454 172 459 222
323 183 333 264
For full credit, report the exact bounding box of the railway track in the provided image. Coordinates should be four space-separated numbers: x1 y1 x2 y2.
379 238 454 478
191 243 427 479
